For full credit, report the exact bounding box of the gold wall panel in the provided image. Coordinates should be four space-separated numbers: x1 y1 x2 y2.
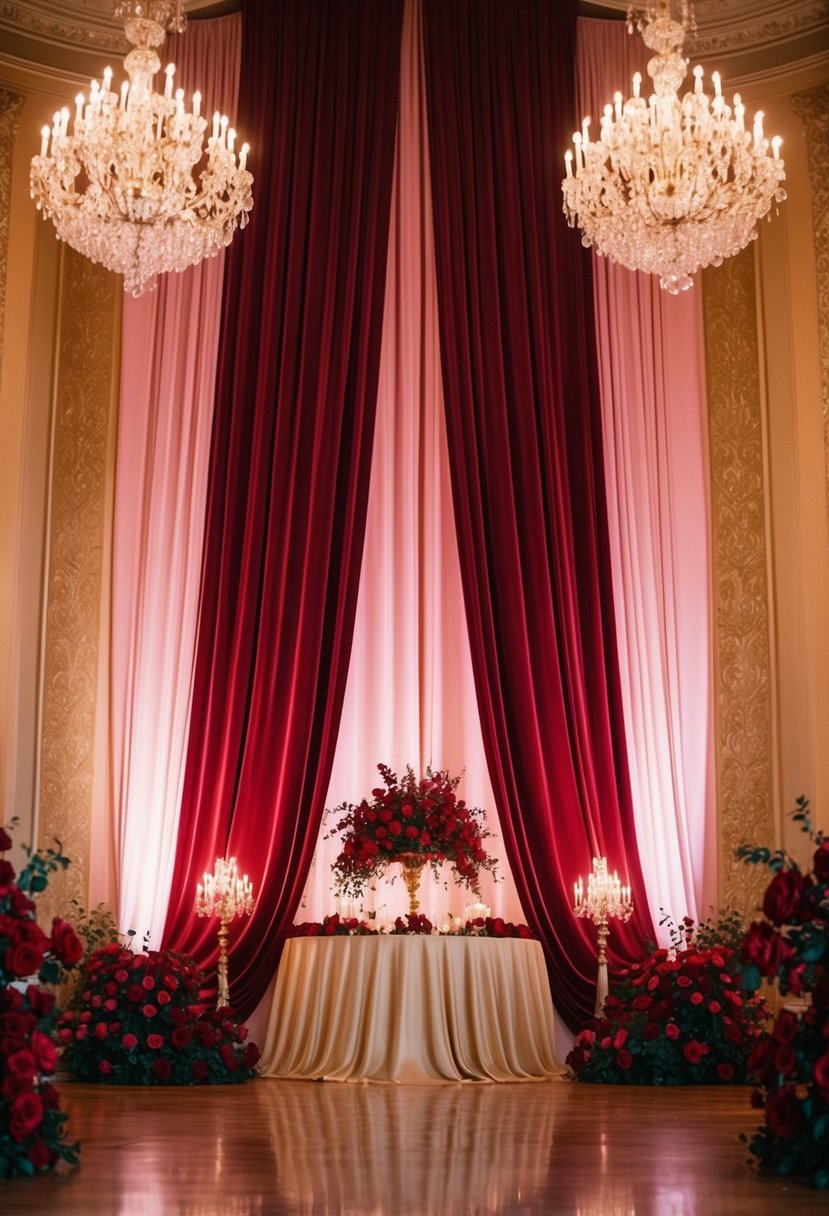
38 246 119 923
0 87 23 373
702 249 774 917
791 84 829 537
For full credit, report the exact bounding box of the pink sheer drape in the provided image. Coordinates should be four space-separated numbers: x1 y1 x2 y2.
577 17 715 931
300 0 523 927
108 15 242 946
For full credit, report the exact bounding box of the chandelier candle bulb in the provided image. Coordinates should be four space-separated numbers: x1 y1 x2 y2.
29 0 253 296
194 855 256 1008
572 856 634 1014
561 0 786 293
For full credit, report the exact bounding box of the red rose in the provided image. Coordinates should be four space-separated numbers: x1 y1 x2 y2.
388 821 402 836
0 859 15 888
708 1001 722 1014
616 1049 633 1070
147 1034 164 1050
0 827 13 851
690 992 704 1006
115 970 129 983
244 1041 260 1069
765 1086 797 1139
643 1021 660 1041
153 1059 172 1081
682 1040 707 1064
142 975 156 990
3 1074 33 1101
716 1063 735 1082
122 1033 138 1051
9 1092 43 1141
142 1004 158 1018
813 1052 829 1099
812 841 829 882
5 939 46 979
31 1030 57 1074
665 1023 680 1040
157 990 171 1006
742 921 794 977
98 1060 112 1076
50 917 83 966
192 1060 209 1081
762 870 811 925
404 826 419 840
28 1139 54 1170
94 1022 108 1042
676 975 692 988
781 1004 805 1036
171 1027 192 1050
6 1049 36 1078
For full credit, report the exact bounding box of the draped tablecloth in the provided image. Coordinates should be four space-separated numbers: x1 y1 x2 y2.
257 935 565 1083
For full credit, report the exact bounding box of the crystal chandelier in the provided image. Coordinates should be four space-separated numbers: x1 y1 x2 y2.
29 0 253 296
561 1 786 293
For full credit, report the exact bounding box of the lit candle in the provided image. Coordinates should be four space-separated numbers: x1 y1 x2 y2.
192 90 201 118
753 111 765 148
102 66 113 95
633 71 642 99
164 63 175 100
614 90 622 120
40 125 50 157
212 111 220 141
239 143 249 172
772 135 782 160
693 65 703 95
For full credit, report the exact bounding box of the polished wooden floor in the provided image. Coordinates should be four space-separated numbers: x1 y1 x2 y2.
1 1078 826 1215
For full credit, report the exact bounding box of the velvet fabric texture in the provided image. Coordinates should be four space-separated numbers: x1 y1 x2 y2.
421 0 653 1027
162 0 404 1016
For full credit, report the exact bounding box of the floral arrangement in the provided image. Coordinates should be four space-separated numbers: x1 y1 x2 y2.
738 797 829 1189
0 823 84 1177
327 763 498 900
567 916 769 1085
289 913 534 939
58 943 260 1085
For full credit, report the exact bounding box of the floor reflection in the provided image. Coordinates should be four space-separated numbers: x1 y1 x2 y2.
3 1077 827 1215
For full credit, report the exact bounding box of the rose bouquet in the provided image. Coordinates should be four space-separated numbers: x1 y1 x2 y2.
738 797 829 1189
567 918 768 1085
289 913 534 938
327 763 498 901
58 943 259 1085
0 822 83 1176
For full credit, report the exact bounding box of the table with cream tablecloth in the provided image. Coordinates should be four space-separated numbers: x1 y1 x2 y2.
257 935 565 1083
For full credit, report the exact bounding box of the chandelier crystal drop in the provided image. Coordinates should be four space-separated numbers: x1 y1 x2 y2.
29 0 253 296
561 0 786 294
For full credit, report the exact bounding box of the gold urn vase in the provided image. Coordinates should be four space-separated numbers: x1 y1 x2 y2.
398 853 429 916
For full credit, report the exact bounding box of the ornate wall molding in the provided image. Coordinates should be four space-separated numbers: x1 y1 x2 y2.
702 249 774 916
791 85 829 540
0 88 24 379
37 247 119 922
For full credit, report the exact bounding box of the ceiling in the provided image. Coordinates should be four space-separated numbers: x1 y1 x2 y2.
1 0 827 85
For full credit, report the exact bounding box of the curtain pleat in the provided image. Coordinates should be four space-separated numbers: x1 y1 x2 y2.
577 17 715 934
298 0 524 928
108 14 242 947
421 0 653 1028
162 0 404 1017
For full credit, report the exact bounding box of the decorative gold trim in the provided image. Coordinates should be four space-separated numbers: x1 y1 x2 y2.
791 85 829 541
37 246 120 922
702 249 775 917
0 88 24 377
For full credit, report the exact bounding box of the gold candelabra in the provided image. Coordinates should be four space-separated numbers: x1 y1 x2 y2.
194 857 255 1008
573 857 633 1014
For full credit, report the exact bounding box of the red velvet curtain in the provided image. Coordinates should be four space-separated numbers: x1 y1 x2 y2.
421 0 654 1028
162 0 404 1017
